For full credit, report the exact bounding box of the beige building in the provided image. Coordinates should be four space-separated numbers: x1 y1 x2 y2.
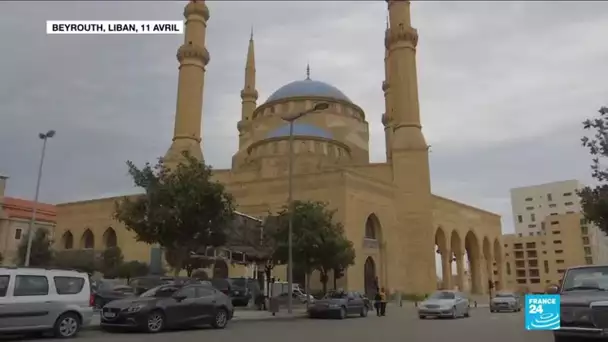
503 213 607 293
511 180 582 236
51 0 505 296
0 176 57 265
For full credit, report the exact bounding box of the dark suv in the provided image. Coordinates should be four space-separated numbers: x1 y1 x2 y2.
551 265 608 342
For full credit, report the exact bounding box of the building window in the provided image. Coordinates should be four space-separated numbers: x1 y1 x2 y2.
516 270 526 277
529 232 534 236
582 237 590 245
526 242 536 249
564 192 572 197
514 243 523 249
517 215 523 223
586 257 593 265
516 260 525 268
550 213 558 216
552 231 561 235
14 229 22 240
506 262 511 275
581 218 588 225
556 260 564 264
518 233 523 237
558 269 565 274
529 260 538 268
517 279 526 284
553 240 562 244
527 251 537 258
537 231 542 236
551 221 559 225
528 224 536 228
565 201 574 206
547 193 553 201
584 247 592 255
541 222 546 230
525 197 533 202
544 260 549 273
582 226 589 235
549 204 557 208
526 206 534 210
515 251 524 259
531 279 541 284
556 250 564 254
531 213 536 222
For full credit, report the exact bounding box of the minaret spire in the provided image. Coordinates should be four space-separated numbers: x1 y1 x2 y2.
385 0 436 295
164 0 211 164
238 27 258 148
306 63 311 80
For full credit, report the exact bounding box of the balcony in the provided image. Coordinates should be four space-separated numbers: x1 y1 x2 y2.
363 238 379 249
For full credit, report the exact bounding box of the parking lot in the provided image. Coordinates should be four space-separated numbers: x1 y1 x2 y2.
12 306 554 342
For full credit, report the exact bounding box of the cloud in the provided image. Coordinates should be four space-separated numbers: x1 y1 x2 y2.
0 1 607 240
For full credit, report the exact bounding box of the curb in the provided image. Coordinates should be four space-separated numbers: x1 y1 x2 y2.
84 313 308 331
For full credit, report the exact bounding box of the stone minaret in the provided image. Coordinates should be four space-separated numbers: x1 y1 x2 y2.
385 0 436 294
381 16 393 163
164 0 211 165
238 29 258 149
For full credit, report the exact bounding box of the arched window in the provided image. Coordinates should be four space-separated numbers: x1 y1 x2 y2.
81 229 95 249
62 231 74 250
506 262 511 275
365 216 377 239
103 227 118 248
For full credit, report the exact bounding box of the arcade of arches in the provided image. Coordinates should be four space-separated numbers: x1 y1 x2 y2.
435 226 505 294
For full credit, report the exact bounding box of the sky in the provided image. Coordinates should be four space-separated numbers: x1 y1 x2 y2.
1 0 607 246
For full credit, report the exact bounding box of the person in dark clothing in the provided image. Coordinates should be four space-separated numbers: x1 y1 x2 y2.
374 291 382 316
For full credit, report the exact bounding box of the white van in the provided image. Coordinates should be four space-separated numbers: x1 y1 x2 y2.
0 267 94 338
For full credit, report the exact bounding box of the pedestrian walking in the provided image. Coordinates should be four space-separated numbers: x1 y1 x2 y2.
374 290 382 316
379 287 387 316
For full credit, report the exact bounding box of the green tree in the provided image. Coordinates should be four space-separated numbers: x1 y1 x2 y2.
114 151 235 275
579 106 608 235
15 229 53 267
271 201 355 294
117 261 149 281
54 250 98 274
100 247 124 278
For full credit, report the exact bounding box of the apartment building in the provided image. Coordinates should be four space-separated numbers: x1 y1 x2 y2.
511 180 582 236
503 213 606 293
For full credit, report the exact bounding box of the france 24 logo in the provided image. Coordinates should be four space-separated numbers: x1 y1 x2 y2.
525 294 561 330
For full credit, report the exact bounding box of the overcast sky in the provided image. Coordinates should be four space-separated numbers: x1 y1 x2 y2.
1 1 607 236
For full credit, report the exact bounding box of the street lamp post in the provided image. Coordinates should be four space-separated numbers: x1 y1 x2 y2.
282 102 329 314
24 130 56 267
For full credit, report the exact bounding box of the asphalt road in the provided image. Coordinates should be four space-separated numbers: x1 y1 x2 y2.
8 307 554 342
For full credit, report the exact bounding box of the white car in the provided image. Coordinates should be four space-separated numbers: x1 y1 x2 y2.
0 267 94 338
418 290 471 319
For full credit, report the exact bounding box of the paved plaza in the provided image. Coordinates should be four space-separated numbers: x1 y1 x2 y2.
12 306 554 342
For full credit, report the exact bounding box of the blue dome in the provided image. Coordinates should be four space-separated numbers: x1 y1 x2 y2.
266 79 351 103
266 123 333 139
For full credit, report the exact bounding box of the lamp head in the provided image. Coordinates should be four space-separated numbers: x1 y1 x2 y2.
46 130 56 138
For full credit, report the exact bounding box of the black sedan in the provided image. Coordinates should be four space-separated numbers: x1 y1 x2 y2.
100 283 234 333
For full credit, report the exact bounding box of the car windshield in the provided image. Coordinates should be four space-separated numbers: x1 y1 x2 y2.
495 293 514 298
429 291 455 300
140 286 179 298
229 278 247 287
325 291 347 299
562 267 608 291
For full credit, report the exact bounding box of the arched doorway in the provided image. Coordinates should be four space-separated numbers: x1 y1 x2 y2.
213 260 228 279
103 227 118 248
364 257 377 296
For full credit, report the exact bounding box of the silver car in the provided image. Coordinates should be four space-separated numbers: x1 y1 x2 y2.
490 292 521 313
418 290 470 319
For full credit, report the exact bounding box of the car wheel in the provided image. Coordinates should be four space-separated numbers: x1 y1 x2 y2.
464 308 470 318
145 310 165 333
53 312 81 339
338 307 346 319
212 308 229 329
360 306 368 317
419 315 426 319
451 307 457 319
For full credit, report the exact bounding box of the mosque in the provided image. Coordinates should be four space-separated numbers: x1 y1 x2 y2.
54 0 505 295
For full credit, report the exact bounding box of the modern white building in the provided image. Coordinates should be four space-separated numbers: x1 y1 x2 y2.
510 179 583 236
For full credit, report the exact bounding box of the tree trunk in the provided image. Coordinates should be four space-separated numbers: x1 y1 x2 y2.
305 272 311 310
321 271 328 293
333 271 337 290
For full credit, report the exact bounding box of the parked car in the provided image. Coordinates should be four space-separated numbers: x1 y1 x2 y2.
128 276 198 295
210 278 232 295
0 267 94 338
93 279 135 309
307 290 368 319
418 290 470 319
490 292 522 313
228 277 261 306
100 283 234 333
550 265 608 342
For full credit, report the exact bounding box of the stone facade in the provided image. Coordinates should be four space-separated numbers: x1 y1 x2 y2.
52 0 504 296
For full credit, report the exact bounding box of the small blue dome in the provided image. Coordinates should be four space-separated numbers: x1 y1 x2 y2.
266 123 333 139
266 79 351 103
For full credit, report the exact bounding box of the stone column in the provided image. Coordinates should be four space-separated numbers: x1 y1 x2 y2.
455 252 465 291
441 251 452 290
477 256 488 294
